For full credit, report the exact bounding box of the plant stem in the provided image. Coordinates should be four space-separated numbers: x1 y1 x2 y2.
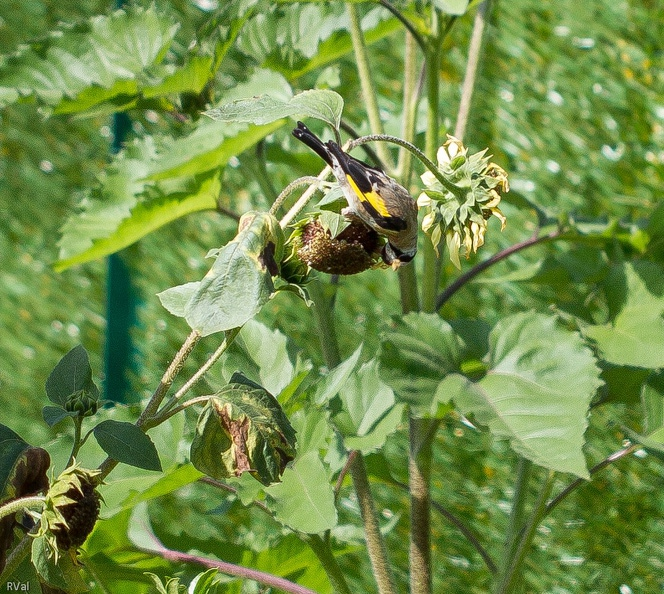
420 12 443 314
150 542 319 594
305 535 354 594
346 2 395 171
408 417 439 594
399 263 420 313
0 496 45 521
309 279 396 593
67 415 83 467
97 329 201 481
545 444 639 516
434 229 562 311
0 532 32 587
154 326 242 423
308 278 342 369
494 471 555 594
454 0 492 141
349 454 398 594
396 31 420 179
500 457 532 581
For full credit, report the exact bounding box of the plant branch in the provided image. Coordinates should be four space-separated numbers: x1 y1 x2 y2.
396 31 421 179
347 2 395 171
409 417 440 594
454 0 492 141
0 496 45 521
0 532 32 587
145 539 319 594
348 134 461 196
545 444 640 516
500 457 532 580
494 471 555 594
153 326 242 423
304 534 354 594
280 169 332 228
97 330 201 481
271 176 329 218
435 229 562 311
349 453 398 594
377 0 427 52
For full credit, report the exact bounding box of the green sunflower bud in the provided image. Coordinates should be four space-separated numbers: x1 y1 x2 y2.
63 389 98 417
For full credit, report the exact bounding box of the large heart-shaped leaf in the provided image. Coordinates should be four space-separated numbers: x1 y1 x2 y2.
455 312 602 478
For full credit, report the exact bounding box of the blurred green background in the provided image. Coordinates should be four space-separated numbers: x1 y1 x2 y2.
1 0 662 591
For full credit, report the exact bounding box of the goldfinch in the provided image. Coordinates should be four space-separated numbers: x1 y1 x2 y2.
292 121 418 268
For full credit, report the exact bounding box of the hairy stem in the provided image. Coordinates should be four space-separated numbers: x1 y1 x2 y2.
154 327 242 424
347 2 395 171
454 0 492 141
349 454 398 594
305 535 354 594
409 418 440 594
0 496 45 522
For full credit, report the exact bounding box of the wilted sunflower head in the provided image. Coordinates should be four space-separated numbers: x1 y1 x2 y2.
36 463 101 561
418 136 508 268
286 212 383 276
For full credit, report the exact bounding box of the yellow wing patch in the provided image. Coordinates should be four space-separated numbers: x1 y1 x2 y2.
346 174 391 219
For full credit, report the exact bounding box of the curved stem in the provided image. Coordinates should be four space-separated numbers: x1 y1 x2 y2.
347 2 395 171
435 229 562 311
0 496 45 522
270 176 328 218
545 444 639 516
348 134 462 196
377 0 427 52
148 542 319 594
280 168 332 229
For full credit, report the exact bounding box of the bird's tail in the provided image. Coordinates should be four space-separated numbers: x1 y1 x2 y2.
292 121 333 167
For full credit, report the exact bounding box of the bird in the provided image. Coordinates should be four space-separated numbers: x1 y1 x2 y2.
292 121 418 268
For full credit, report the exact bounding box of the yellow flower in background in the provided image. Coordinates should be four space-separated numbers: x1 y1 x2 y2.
418 136 509 268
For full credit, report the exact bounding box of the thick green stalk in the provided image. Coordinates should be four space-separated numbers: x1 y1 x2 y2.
397 31 420 179
350 454 398 594
500 457 532 581
346 2 395 170
309 277 397 594
408 417 440 594
305 535 353 594
308 279 342 368
421 23 443 314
